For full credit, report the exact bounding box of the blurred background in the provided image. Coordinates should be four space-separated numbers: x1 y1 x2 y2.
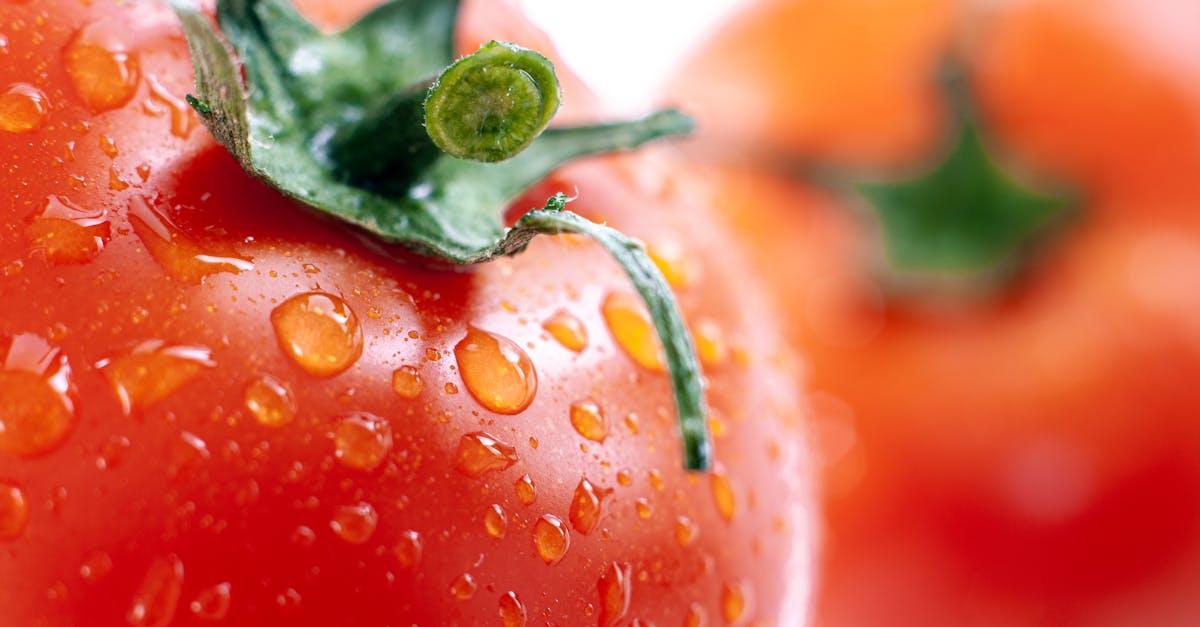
526 1 1200 625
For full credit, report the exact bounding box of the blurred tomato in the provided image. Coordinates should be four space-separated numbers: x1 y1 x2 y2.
669 0 1200 625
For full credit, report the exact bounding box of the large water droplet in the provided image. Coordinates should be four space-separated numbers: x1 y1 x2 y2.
498 591 527 627
330 501 377 544
126 555 184 627
96 340 213 415
27 196 111 264
647 239 694 288
542 309 588 352
129 196 252 283
569 399 607 442
455 432 519 478
244 374 295 427
720 581 752 625
0 334 74 456
189 582 231 620
449 572 477 600
602 292 664 371
64 20 139 111
484 503 508 539
684 602 707 627
597 561 632 627
454 326 537 415
674 515 699 547
514 474 536 506
568 477 609 535
0 482 28 540
390 365 422 399
333 412 393 472
532 514 570 565
0 83 48 133
393 530 422 568
271 292 363 377
710 465 737 522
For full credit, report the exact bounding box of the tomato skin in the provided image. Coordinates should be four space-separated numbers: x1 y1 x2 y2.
669 0 1200 624
0 1 814 625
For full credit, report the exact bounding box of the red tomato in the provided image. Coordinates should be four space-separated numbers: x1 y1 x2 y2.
669 0 1200 624
0 0 815 625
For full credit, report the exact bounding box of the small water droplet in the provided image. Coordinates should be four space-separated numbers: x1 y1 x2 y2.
498 590 527 627
674 515 699 546
542 309 588 352
330 501 377 544
692 318 727 368
390 365 422 399
647 239 694 288
271 291 363 377
0 334 74 456
532 514 570 565
720 581 752 625
27 195 111 264
146 75 194 138
0 83 48 133
333 412 392 472
79 551 113 581
455 432 519 477
0 482 29 540
97 340 213 415
710 465 737 522
96 435 131 470
126 554 184 627
393 530 422 568
449 572 477 600
597 561 632 627
616 469 633 487
189 582 231 620
684 602 707 627
602 292 664 371
454 326 538 415
514 474 536 505
484 503 507 539
129 196 252 283
648 469 665 492
64 20 139 111
569 477 609 535
569 399 607 442
635 497 653 520
244 374 296 427
98 134 118 157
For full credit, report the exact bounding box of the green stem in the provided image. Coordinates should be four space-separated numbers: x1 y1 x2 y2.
512 205 712 471
325 79 440 183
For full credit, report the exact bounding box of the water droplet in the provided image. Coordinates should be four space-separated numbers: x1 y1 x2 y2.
79 551 113 581
542 309 588 352
393 530 422 568
271 291 363 377
0 482 28 540
64 20 139 111
692 318 727 368
291 525 316 547
390 365 422 399
532 514 570 565
498 591 526 627
635 498 653 520
189 582 231 620
514 474 536 505
484 503 507 539
569 478 609 535
710 465 737 521
129 196 253 283
648 469 665 492
623 413 640 434
684 602 707 627
99 134 118 157
454 326 538 415
330 501 377 544
333 412 392 472
244 374 295 427
449 572 477 600
96 435 131 470
602 292 664 371
0 83 48 133
569 399 607 442
27 195 111 264
616 469 633 487
146 75 195 138
0 334 74 456
720 581 751 625
647 239 694 288
674 515 699 547
126 554 184 627
97 340 213 415
597 561 632 627
455 432 519 477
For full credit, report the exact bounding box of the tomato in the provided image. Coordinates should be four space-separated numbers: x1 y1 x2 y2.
668 0 1200 625
0 0 815 625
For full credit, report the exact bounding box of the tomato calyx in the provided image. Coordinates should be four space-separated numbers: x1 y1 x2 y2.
168 0 712 469
857 60 1074 294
